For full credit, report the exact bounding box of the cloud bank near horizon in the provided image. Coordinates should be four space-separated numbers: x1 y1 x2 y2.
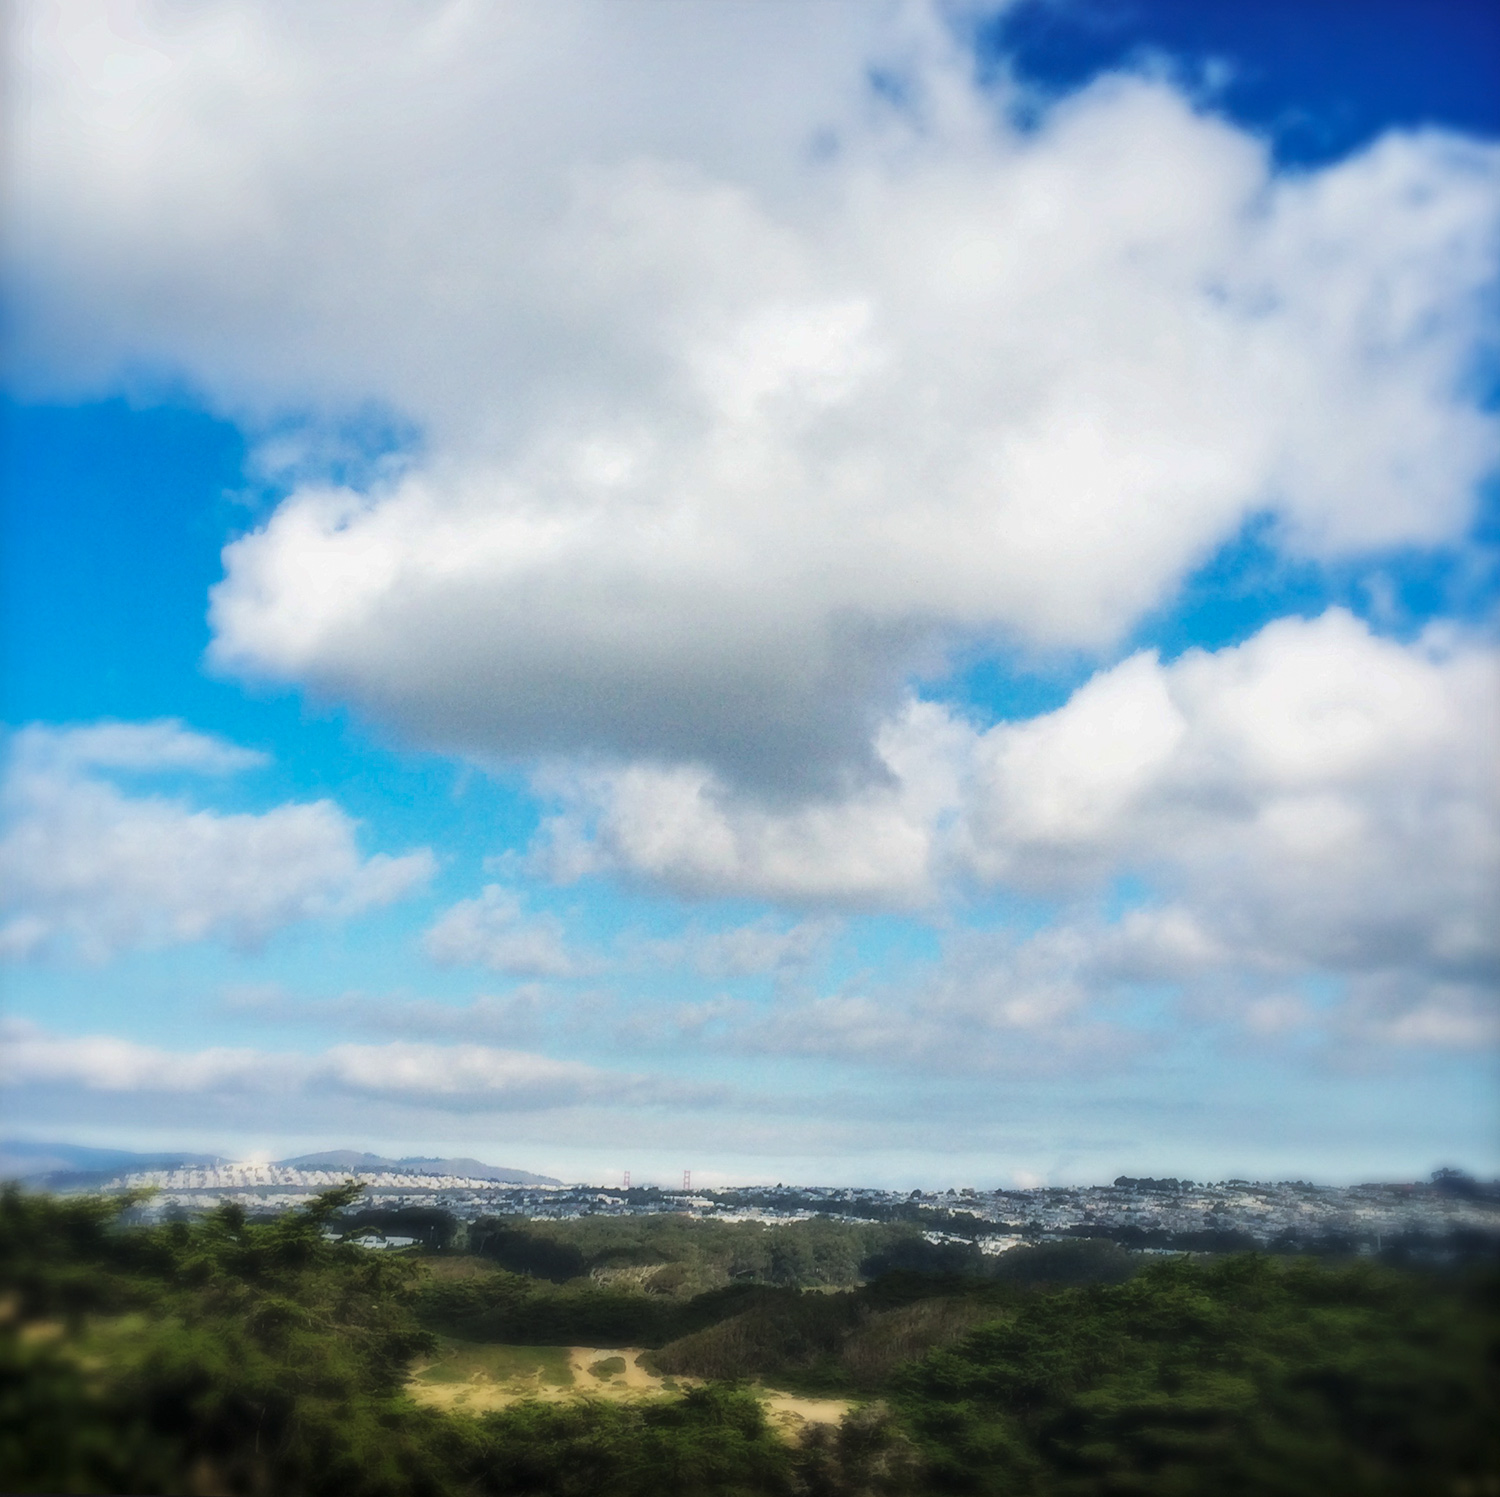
0 1015 714 1114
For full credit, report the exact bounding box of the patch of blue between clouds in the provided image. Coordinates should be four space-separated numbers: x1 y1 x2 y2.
1131 502 1500 663
938 490 1500 732
976 0 1500 166
0 395 541 870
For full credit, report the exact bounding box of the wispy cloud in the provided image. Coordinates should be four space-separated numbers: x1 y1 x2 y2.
0 1017 718 1113
222 983 550 1045
632 916 843 979
422 885 594 977
0 721 434 961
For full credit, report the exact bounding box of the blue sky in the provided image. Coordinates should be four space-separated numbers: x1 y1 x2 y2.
2 0 1497 1186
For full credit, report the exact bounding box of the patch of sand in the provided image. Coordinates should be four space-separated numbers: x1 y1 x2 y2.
571 1346 684 1395
408 1379 517 1414
758 1391 855 1436
406 1341 696 1413
406 1340 854 1438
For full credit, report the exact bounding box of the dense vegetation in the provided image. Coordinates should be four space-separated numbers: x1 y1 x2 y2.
2 1185 1495 1495
462 1211 906 1291
0 1184 802 1496
414 1236 1136 1359
417 1268 775 1347
893 1255 1500 1495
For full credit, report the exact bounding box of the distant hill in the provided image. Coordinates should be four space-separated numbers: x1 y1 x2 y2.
1 1140 228 1186
2 1141 561 1189
276 1151 562 1186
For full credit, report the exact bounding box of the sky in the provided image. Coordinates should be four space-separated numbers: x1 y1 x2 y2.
1 0 1497 1188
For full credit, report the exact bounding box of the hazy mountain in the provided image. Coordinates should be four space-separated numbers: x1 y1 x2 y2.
276 1151 561 1186
2 1140 562 1188
1 1140 227 1185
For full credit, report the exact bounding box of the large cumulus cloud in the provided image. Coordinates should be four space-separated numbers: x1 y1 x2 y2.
204 99 1499 788
7 2 1496 790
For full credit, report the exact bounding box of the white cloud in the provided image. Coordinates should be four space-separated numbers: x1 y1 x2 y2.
6 4 1494 790
0 1016 702 1111
202 107 1499 790
551 611 1498 1046
15 719 268 776
1341 976 1500 1049
422 885 585 977
421 895 838 984
960 611 1499 991
320 1041 606 1105
657 905 1496 1076
0 1018 278 1092
0 720 434 960
660 910 1149 1067
649 924 1130 1077
222 983 548 1043
659 916 843 979
529 702 968 903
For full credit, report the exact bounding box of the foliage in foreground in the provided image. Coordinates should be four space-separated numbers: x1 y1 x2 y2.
417 1265 771 1347
894 1253 1500 1495
1 1186 1496 1496
652 1245 1139 1391
0 1187 825 1497
0 1182 446 1495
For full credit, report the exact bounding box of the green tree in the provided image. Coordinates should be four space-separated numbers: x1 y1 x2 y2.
894 1254 1499 1496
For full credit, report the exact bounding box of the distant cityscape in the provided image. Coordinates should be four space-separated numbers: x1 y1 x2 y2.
5 1143 1495 1257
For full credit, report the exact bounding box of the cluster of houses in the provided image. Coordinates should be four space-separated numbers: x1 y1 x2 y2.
93 1160 1497 1254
